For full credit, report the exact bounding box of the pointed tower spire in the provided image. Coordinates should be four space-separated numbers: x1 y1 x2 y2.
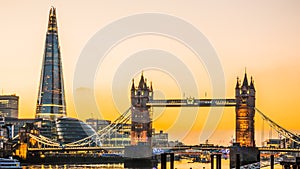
144 78 148 89
242 70 249 87
250 76 255 91
131 79 135 91
235 77 240 89
150 81 153 91
138 71 145 89
36 7 66 120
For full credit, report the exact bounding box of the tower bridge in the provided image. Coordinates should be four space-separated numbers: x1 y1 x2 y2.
130 71 256 148
20 6 299 150
12 7 300 167
15 71 300 161
14 68 300 167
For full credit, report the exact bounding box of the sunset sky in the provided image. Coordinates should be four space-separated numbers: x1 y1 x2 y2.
0 1 299 145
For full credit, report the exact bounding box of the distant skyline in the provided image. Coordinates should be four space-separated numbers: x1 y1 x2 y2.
0 1 299 145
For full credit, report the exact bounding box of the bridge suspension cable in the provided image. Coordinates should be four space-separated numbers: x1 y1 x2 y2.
22 107 132 148
97 107 131 136
28 134 60 147
255 107 300 144
64 107 131 147
96 107 131 142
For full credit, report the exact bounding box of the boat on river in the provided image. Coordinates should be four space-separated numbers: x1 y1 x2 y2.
0 157 22 169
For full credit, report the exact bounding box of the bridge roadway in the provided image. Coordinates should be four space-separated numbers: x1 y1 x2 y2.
27 146 225 153
160 146 300 153
27 146 226 153
258 147 300 152
27 146 300 153
147 98 236 107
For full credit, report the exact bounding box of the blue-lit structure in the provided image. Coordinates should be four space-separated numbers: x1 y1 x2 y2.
36 7 66 120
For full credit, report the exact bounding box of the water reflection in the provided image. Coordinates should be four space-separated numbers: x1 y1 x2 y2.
21 160 282 169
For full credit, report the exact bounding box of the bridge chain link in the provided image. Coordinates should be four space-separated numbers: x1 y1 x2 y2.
255 107 300 144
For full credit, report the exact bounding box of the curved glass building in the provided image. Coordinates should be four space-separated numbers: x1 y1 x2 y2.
56 117 96 143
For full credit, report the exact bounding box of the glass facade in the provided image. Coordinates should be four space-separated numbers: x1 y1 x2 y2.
0 95 19 118
56 117 96 143
36 7 66 120
32 7 98 144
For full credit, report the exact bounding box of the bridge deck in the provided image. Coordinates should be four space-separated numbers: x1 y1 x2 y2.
258 147 300 152
147 99 236 107
27 146 300 153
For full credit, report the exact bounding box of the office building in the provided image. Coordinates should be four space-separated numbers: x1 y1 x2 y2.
0 95 19 118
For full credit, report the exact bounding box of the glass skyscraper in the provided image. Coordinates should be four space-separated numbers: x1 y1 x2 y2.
34 7 97 144
36 7 66 120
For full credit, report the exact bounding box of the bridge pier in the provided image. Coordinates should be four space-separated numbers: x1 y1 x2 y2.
160 153 174 169
236 154 240 169
229 143 260 168
210 154 222 169
270 154 274 169
210 154 214 169
216 154 221 169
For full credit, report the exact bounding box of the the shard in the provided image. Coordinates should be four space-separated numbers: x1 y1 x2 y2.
36 7 66 120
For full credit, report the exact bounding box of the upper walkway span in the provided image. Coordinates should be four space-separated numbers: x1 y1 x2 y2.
147 98 236 107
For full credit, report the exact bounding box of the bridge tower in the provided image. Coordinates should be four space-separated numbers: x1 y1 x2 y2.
130 73 153 146
235 72 256 147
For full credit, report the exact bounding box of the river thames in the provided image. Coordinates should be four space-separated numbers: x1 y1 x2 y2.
21 159 282 169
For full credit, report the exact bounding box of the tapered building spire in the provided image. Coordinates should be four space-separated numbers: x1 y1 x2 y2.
36 7 66 120
48 7 58 33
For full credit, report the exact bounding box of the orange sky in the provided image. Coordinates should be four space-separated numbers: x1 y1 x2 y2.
0 0 299 145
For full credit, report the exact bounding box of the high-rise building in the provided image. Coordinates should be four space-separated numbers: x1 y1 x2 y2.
0 95 19 118
36 7 66 120
32 7 96 143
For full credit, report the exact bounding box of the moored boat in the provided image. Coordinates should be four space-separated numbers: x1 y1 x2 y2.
0 157 21 169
